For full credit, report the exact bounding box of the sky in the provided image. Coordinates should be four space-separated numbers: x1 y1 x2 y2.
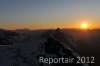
0 0 100 29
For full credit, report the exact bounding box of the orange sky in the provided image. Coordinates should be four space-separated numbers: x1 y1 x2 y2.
0 0 100 30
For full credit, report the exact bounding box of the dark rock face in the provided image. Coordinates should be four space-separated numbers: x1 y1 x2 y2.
44 37 61 54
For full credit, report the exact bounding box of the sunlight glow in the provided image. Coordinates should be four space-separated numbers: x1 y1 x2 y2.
81 23 88 29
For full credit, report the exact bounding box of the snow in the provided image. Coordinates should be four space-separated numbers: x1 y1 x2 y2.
0 29 89 66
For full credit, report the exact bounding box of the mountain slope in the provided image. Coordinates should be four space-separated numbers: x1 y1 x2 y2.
0 28 89 66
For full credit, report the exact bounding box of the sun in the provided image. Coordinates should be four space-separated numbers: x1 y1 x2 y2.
81 23 88 29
